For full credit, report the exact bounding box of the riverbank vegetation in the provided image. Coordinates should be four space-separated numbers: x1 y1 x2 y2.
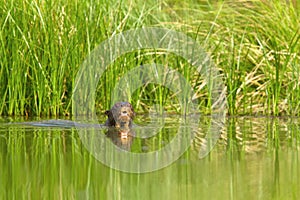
0 0 299 116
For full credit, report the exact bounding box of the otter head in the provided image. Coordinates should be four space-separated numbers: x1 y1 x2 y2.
105 102 135 129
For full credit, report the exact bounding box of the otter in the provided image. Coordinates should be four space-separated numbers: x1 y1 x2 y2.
104 102 135 150
104 102 135 129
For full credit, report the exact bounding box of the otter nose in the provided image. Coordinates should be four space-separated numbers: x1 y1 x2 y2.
121 110 128 116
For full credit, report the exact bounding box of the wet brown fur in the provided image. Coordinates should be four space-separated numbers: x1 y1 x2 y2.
105 102 135 129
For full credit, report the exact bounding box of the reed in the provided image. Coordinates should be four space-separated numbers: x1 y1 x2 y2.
0 0 299 116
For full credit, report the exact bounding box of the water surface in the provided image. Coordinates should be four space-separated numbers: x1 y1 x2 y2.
0 116 299 199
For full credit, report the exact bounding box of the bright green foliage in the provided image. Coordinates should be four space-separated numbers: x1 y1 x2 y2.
0 0 299 116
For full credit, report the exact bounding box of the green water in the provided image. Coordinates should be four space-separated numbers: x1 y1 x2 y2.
0 116 299 200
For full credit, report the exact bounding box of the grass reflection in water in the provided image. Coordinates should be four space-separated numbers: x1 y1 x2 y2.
0 116 299 199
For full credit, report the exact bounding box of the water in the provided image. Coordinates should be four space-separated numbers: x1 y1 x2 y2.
0 116 299 199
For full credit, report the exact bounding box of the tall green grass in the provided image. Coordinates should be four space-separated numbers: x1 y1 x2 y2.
182 0 300 115
203 1 300 116
0 0 299 116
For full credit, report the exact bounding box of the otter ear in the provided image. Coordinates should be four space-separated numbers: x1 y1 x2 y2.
105 110 110 116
